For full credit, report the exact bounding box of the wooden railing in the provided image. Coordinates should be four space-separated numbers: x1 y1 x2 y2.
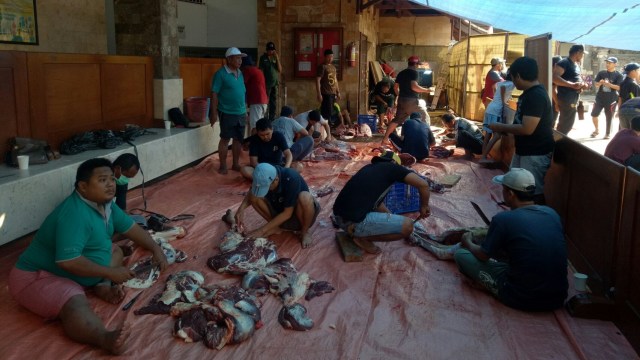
1 51 154 151
545 134 640 353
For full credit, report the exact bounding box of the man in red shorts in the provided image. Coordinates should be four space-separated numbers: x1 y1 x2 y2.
8 158 168 354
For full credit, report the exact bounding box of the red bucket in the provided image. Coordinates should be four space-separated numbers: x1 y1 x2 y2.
184 97 210 123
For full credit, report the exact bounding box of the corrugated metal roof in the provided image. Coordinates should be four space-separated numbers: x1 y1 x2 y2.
410 0 640 50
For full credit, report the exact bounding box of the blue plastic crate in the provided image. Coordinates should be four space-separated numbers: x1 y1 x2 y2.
384 181 420 214
357 114 377 133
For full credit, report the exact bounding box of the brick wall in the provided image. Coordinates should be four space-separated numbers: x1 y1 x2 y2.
0 0 107 54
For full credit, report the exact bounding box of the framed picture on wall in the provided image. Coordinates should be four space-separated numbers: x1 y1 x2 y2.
0 0 39 45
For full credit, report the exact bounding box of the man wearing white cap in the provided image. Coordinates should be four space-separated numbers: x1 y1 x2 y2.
454 168 568 311
234 163 320 248
590 57 622 139
211 47 248 174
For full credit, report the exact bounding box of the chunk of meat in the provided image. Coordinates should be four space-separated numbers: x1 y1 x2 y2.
278 303 314 331
208 237 277 274
305 281 335 301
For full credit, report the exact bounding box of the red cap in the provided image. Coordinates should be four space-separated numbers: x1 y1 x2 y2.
408 55 420 64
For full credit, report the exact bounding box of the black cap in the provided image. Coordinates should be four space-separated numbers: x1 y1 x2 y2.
241 55 254 67
280 106 293 117
569 44 587 55
324 49 334 56
624 62 640 73
266 42 276 51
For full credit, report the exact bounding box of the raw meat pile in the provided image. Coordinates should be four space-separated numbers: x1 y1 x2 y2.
124 227 188 289
208 231 334 331
311 140 358 161
135 270 262 350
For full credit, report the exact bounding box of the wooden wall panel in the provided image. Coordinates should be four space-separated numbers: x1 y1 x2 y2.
180 63 203 99
25 52 154 150
616 168 640 353
44 63 102 130
546 135 625 295
179 57 224 100
101 63 149 126
201 63 223 97
0 52 30 148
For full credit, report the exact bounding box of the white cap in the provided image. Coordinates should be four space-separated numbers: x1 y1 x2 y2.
225 47 247 58
492 168 536 192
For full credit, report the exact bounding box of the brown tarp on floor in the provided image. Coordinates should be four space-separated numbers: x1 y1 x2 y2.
0 142 636 359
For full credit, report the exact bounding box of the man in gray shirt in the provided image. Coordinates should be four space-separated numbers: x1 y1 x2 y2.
272 106 314 161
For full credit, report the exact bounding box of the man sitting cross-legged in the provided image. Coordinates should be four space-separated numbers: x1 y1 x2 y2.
234 163 321 248
8 158 168 354
332 151 431 254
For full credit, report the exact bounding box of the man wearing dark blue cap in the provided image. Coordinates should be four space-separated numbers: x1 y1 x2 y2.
590 57 623 139
234 163 320 248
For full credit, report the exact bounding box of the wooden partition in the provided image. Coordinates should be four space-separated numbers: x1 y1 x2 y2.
179 57 224 99
616 167 640 351
0 51 154 151
27 53 154 149
545 135 626 295
0 52 30 149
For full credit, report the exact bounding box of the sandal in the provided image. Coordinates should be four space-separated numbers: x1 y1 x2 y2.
590 131 599 138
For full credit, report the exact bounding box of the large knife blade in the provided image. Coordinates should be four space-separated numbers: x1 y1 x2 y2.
470 201 491 226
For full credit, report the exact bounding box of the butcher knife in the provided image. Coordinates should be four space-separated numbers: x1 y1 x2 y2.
122 291 143 311
470 201 491 226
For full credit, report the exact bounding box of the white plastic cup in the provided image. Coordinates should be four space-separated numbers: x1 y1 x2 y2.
17 155 29 170
164 120 171 130
574 273 588 292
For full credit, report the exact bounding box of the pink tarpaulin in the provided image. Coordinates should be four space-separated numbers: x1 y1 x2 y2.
0 142 636 359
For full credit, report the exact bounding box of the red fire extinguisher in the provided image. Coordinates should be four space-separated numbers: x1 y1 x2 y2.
347 42 357 67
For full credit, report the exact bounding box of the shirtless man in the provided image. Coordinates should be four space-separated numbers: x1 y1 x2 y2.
8 158 168 354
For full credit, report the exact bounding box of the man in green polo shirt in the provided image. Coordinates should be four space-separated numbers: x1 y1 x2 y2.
211 47 248 174
8 158 168 355
259 41 282 121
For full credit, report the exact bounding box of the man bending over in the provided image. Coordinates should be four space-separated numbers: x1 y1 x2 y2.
235 163 320 248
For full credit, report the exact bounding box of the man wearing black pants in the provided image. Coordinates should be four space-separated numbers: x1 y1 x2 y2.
553 44 589 135
316 49 340 123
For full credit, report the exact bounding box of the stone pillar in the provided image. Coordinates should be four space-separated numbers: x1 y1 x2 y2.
114 0 182 121
258 2 283 111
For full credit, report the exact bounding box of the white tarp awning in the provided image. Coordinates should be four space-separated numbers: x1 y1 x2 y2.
410 1 640 51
